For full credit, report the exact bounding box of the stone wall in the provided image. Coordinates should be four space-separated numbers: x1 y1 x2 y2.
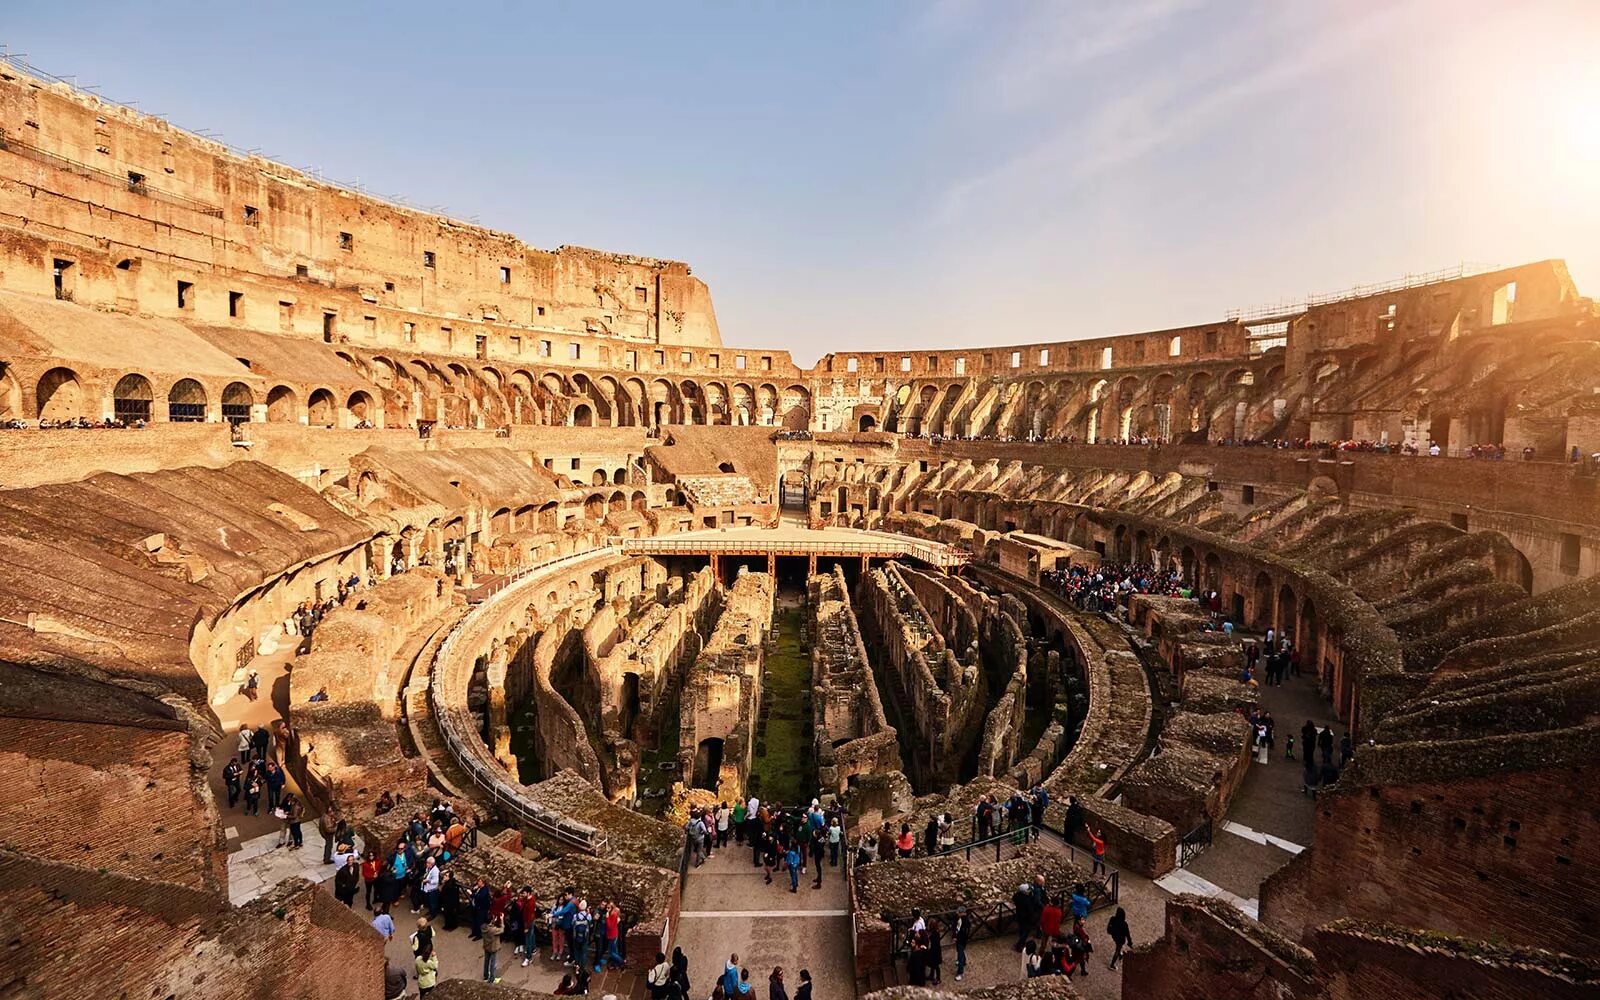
676 571 773 799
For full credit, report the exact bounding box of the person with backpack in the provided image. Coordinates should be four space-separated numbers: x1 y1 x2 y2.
648 951 675 1000
784 845 802 893
483 911 505 982
550 891 575 963
1068 917 1093 977
570 900 593 972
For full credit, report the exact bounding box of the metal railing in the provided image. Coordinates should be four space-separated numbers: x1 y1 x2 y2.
427 545 621 855
0 129 224 217
1178 817 1213 868
619 534 968 569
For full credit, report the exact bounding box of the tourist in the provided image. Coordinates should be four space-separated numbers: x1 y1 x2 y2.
877 822 896 862
263 760 285 813
1318 726 1335 765
252 722 271 760
672 945 691 999
372 903 396 941
415 944 439 998
737 968 754 997
723 954 741 998
469 876 491 940
768 967 787 1000
1070 885 1091 922
361 849 381 910
421 857 441 917
410 916 434 959
976 795 995 840
794 969 812 1000
927 918 944 985
1040 894 1063 942
553 974 580 996
827 815 843 865
809 824 826 887
1340 731 1353 766
550 891 575 961
1068 917 1092 977
784 843 802 893
570 900 593 970
483 911 505 982
1012 882 1037 949
856 830 879 865
236 724 253 764
732 799 748 844
383 959 408 1000
952 905 971 981
716 802 732 848
517 886 541 964
1106 906 1133 969
334 854 361 907
1088 826 1106 874
896 823 914 858
223 758 242 808
320 806 342 864
649 952 675 1000
601 900 624 970
688 810 709 866
1063 796 1084 844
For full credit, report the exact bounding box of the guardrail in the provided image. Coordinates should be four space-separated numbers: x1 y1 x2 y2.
428 545 621 855
620 534 968 569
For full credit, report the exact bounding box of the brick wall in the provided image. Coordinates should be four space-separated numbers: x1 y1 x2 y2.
1121 895 1320 1000
0 717 221 890
1259 761 1600 956
1315 924 1600 1000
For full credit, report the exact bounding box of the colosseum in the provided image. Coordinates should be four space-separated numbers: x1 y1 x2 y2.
0 54 1596 1000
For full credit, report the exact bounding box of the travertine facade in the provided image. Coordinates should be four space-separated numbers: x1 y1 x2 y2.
1 58 1598 1000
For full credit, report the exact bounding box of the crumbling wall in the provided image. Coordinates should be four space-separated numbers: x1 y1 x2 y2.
675 571 773 802
810 566 909 825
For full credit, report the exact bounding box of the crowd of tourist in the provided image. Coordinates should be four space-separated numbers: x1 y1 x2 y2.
1 415 148 430
1040 561 1188 612
684 798 848 892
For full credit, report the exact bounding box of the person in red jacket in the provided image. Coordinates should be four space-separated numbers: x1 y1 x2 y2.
516 886 540 966
1039 895 1064 942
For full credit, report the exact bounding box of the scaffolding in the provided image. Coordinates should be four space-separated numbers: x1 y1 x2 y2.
1225 262 1501 324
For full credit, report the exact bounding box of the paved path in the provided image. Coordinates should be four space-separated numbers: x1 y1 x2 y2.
228 828 357 905
674 841 856 1000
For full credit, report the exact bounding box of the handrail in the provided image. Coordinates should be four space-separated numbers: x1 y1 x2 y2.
619 534 968 568
428 545 621 855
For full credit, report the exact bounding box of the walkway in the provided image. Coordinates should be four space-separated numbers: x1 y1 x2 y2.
674 840 856 1000
1154 662 1340 921
621 525 966 568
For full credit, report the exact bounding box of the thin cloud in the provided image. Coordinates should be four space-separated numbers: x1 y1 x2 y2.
932 1 1427 226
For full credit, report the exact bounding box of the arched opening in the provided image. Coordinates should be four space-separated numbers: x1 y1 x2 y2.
347 390 376 427
1277 584 1298 639
266 385 298 423
613 468 628 485
35 367 84 421
584 493 606 521
591 469 608 487
167 378 207 422
112 374 154 423
779 470 809 511
538 502 559 531
571 402 594 427
858 414 877 432
692 737 724 790
221 382 254 423
0 365 19 421
631 490 648 513
307 388 337 426
1252 572 1273 629
1203 553 1222 594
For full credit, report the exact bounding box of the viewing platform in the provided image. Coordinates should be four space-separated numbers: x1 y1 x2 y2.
617 525 969 570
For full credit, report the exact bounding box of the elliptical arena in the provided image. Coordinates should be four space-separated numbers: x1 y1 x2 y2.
0 62 1596 1000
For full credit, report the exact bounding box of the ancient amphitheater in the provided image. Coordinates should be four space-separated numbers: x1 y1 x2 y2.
0 58 1596 1000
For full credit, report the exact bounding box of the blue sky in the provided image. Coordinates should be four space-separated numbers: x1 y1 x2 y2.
8 1 1599 363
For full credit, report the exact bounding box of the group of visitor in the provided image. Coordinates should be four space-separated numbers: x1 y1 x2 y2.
686 797 848 892
2 415 146 430
1298 720 1355 796
1040 561 1187 613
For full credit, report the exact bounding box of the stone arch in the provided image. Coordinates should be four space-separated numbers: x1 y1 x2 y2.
591 469 608 487
781 383 811 430
221 382 254 423
347 390 377 426
571 402 594 427
0 364 20 420
266 384 299 423
1253 571 1273 629
167 378 207 422
859 413 878 432
1277 583 1298 639
631 490 648 512
112 373 154 423
35 367 84 421
612 468 627 485
307 387 338 426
